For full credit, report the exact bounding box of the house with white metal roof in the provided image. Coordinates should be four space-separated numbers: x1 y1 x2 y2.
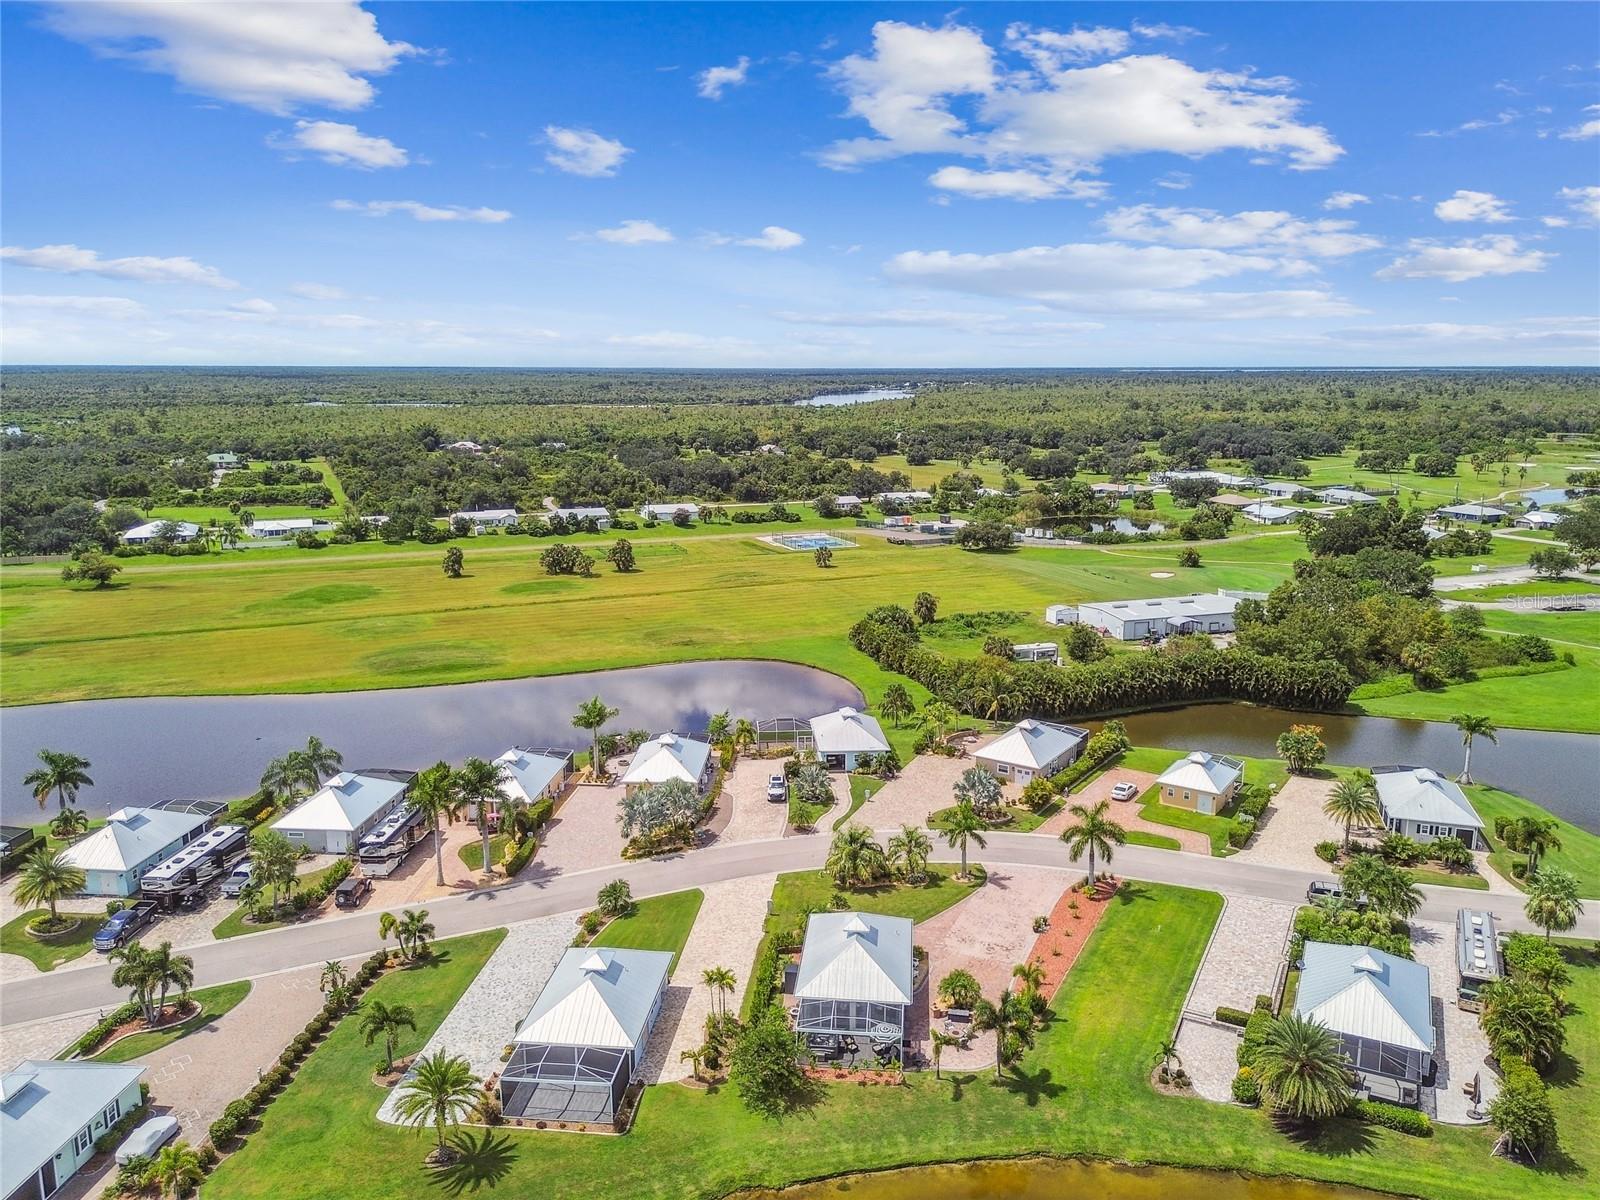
1241 502 1299 525
1317 487 1378 506
58 804 215 897
1296 942 1435 1106
808 706 890 771
500 947 671 1125
1154 751 1244 816
270 769 414 854
451 508 519 530
831 494 864 512
794 912 914 1060
620 734 714 797
1513 510 1563 530
550 505 612 529
1260 481 1313 499
2 1060 146 1200
1436 503 1507 524
1372 766 1485 849
205 452 243 468
121 520 200 545
493 747 574 808
639 502 700 522
1155 469 1256 488
873 490 932 508
1071 589 1259 641
975 720 1088 787
247 517 334 538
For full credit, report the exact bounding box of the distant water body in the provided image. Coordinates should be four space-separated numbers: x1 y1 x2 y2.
796 388 913 407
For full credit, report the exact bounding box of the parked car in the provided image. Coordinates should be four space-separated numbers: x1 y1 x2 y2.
334 876 372 909
116 1115 179 1165
220 859 253 898
1306 880 1344 903
94 900 159 951
767 774 787 802
1109 782 1140 802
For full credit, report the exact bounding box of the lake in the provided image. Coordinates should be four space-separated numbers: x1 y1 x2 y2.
0 661 861 823
796 388 913 407
740 1158 1380 1200
1521 488 1572 507
1095 704 1600 833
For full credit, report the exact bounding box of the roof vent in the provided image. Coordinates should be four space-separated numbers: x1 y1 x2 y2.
658 733 677 746
1187 752 1208 764
838 706 858 718
843 915 870 936
580 950 612 973
1416 769 1440 782
1018 719 1037 732
1352 953 1383 975
1 1071 38 1104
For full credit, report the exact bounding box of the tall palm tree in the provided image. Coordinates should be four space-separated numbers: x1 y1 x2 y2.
147 1141 204 1200
942 800 988 880
1525 868 1583 942
1451 713 1498 784
886 824 932 882
1251 1013 1351 1121
110 943 157 1023
824 824 888 888
1322 778 1380 850
1510 817 1563 876
732 718 757 757
14 850 86 927
706 711 732 747
378 910 400 956
219 520 241 550
572 696 620 779
410 762 462 887
47 807 89 842
302 735 344 785
880 684 914 728
361 1000 418 1073
22 749 94 813
454 756 511 878
143 941 195 1023
702 966 736 1017
972 988 1034 1081
397 908 436 960
393 1050 480 1163
1059 799 1127 886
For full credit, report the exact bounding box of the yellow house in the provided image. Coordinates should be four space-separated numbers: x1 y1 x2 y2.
1155 751 1244 816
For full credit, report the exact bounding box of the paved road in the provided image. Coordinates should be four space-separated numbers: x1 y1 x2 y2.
6 832 1592 1028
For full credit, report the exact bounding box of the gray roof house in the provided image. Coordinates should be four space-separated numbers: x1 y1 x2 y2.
1317 487 1378 506
58 803 217 898
2 1060 146 1200
270 769 414 854
1073 590 1260 641
1154 751 1244 816
500 947 671 1125
808 706 890 771
493 747 574 807
620 733 714 796
1296 942 1435 1106
1372 766 1486 849
975 719 1088 786
795 912 914 1060
1436 503 1507 524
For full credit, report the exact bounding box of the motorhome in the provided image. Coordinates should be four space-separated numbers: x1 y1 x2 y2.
1455 909 1504 1012
139 823 248 905
355 804 428 877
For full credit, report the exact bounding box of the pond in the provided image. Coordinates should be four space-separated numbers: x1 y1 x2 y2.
0 661 861 823
740 1158 1380 1200
1520 488 1572 507
796 388 913 407
1091 704 1600 834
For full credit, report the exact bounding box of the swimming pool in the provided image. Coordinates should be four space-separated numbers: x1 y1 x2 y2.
768 534 854 551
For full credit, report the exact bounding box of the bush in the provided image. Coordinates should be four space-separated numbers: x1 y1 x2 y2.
1215 1006 1251 1027
1490 1059 1557 1159
1238 1010 1271 1066
209 1115 240 1146
1226 821 1253 849
1352 1098 1432 1136
1254 994 1273 1012
501 835 539 877
1231 1067 1260 1105
1314 840 1341 863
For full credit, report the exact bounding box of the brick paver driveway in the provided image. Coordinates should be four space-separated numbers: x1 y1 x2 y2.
718 761 789 844
1411 919 1498 1124
858 746 993 830
537 783 629 874
1231 775 1345 873
1038 767 1211 856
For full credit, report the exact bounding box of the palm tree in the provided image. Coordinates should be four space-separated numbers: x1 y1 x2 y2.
14 850 86 927
572 695 620 779
702 966 736 1017
47 807 89 842
22 749 93 813
143 941 195 1023
1322 778 1380 850
706 710 732 747
824 824 888 888
1480 979 1564 1067
361 1000 418 1073
393 1050 480 1163
302 735 344 785
110 943 157 1023
1251 1013 1351 1121
942 800 988 880
455 756 510 878
1339 854 1423 920
880 684 914 728
320 960 348 996
1153 1037 1182 1077
1059 799 1127 886
732 718 757 757
378 910 399 956
916 700 959 748
1452 713 1498 784
679 1046 707 1082
1509 817 1563 876
410 762 461 887
886 824 932 882
930 1030 959 1080
259 750 316 805
219 519 241 550
397 908 436 960
1525 868 1583 942
972 988 1034 1080
147 1141 203 1200
1012 960 1046 997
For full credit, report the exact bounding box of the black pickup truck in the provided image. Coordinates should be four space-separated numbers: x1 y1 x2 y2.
94 900 159 951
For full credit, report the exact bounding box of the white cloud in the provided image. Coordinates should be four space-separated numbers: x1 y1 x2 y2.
0 243 238 288
1131 20 1204 42
229 298 277 315
1420 109 1520 137
1155 171 1192 190
1332 315 1598 349
929 165 1106 200
821 20 1342 193
1005 23 1130 68
1 293 146 319
1322 191 1369 210
697 56 750 99
1101 205 1382 258
270 120 407 169
605 330 752 350
1375 236 1551 282
736 226 804 251
543 126 630 177
40 0 416 114
289 282 351 301
1558 185 1600 222
1559 105 1600 140
1434 189 1514 223
772 308 1104 334
330 199 512 223
1542 216 1571 228
586 219 674 245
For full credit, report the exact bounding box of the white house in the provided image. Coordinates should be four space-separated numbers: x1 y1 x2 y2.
1317 487 1378 506
270 769 414 854
493 747 574 808
975 719 1088 786
639 502 700 522
1070 590 1262 641
451 508 519 531
873 490 932 508
620 733 714 797
1513 510 1563 530
247 517 334 539
1296 943 1434 1106
206 452 244 469
794 912 914 1060
551 506 612 529
1260 481 1313 499
121 520 200 545
445 440 484 453
1154 751 1244 815
2 1061 147 1200
1242 502 1298 525
1044 604 1076 626
808 706 890 771
1157 469 1255 488
1436 503 1507 525
58 804 215 897
499 947 671 1125
831 494 864 513
1372 766 1486 849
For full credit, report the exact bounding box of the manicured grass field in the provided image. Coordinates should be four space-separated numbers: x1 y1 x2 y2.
832 775 885 831
458 833 511 872
203 884 1600 1200
1455 578 1600 602
592 889 704 972
0 908 99 971
1470 784 1600 898
1405 867 1489 891
92 981 252 1062
1124 830 1181 850
929 801 1057 834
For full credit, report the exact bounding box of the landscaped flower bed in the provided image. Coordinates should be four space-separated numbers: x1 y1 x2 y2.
1024 879 1118 999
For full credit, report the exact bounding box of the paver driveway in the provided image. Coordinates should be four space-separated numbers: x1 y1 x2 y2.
1231 775 1345 872
718 761 790 844
537 783 629 873
857 746 993 829
1037 767 1210 856
1411 918 1499 1124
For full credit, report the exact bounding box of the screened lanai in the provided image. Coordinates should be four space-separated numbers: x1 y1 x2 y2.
500 1043 630 1123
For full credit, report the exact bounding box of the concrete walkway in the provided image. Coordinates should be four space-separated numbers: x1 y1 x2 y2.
1412 918 1499 1124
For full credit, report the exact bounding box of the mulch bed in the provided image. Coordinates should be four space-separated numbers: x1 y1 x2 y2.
1023 879 1120 999
803 1066 903 1086
99 1000 199 1046
372 1053 418 1088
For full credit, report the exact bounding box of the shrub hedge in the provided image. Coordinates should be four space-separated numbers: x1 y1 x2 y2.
1215 1006 1252 1027
1352 1098 1432 1136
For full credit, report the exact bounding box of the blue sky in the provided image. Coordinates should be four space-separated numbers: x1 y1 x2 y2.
2 1 1597 367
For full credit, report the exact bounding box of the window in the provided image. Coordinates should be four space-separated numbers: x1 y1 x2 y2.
101 1099 121 1127
1182 791 1191 803
74 1125 93 1155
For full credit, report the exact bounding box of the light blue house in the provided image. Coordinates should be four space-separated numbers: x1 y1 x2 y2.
57 805 214 897
807 707 890 771
1296 942 1435 1107
2 1060 146 1199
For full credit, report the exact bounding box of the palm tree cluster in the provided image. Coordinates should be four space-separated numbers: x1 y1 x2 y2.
109 941 195 1026
824 824 889 888
886 824 931 882
1338 853 1424 921
1498 815 1563 878
259 735 343 805
379 908 436 961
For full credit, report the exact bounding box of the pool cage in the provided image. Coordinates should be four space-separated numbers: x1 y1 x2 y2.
499 1043 632 1124
754 717 814 753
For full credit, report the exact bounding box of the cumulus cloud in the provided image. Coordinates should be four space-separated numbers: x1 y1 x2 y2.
929 165 1106 200
1434 190 1514 223
0 243 238 288
1131 20 1205 42
330 199 512 223
289 282 351 301
270 119 408 169
40 0 416 114
543 126 630 177
1559 105 1600 140
1101 205 1382 258
697 56 750 99
605 330 752 350
772 308 1104 334
1322 191 1369 210
1558 185 1600 222
820 20 1341 196
585 219 674 244
1 293 147 318
735 226 804 250
1375 236 1551 282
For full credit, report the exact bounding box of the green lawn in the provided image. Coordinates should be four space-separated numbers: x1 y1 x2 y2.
0 908 99 971
1470 784 1600 898
459 833 511 872
91 981 253 1062
203 884 1600 1200
1135 784 1239 856
1455 578 1600 602
787 788 833 831
929 801 1057 834
831 775 885 831
1124 831 1181 851
592 889 704 973
211 862 349 939
1405 867 1489 891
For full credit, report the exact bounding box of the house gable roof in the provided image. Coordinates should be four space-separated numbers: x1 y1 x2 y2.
1372 766 1483 830
795 911 914 1005
808 707 890 756
977 720 1087 770
271 770 411 835
1 1061 145 1196
513 947 672 1049
1295 942 1434 1052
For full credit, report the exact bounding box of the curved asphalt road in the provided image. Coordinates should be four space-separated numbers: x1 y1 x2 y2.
4 832 1594 1028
